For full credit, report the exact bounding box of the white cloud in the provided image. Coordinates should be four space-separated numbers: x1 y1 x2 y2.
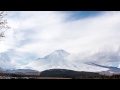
0 59 21 69
1 11 120 68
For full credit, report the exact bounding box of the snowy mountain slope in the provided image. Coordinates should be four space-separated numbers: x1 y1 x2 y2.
25 49 109 72
86 62 120 74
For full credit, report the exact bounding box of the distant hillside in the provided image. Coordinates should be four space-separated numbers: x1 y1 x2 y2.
40 69 99 78
5 69 40 75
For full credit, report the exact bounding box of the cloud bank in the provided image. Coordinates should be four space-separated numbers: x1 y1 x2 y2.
0 11 120 68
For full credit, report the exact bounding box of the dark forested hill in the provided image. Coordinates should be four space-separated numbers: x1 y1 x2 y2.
40 69 99 78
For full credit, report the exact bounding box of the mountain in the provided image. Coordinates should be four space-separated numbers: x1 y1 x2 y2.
5 69 40 75
25 49 109 72
7 69 39 73
25 49 73 71
0 49 119 75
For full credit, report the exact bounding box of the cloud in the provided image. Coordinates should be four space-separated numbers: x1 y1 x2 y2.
1 11 120 68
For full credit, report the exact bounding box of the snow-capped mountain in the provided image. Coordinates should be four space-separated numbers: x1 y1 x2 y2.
1 49 119 74
25 49 72 71
25 49 109 72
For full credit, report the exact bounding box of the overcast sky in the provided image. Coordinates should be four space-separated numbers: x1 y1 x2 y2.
0 11 120 67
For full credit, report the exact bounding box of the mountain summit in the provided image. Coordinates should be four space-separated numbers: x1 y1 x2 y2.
44 49 70 59
52 49 69 55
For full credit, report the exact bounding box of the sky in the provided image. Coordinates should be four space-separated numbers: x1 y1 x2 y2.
0 11 120 68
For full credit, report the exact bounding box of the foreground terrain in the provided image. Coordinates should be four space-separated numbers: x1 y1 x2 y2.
0 68 120 79
0 74 120 79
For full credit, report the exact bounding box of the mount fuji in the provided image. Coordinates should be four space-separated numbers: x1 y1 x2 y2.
1 49 120 74
25 49 110 72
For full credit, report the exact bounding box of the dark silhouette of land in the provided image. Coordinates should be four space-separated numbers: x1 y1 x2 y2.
0 69 120 79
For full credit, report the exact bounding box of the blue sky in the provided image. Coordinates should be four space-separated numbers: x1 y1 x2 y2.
1 11 120 68
64 11 103 21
